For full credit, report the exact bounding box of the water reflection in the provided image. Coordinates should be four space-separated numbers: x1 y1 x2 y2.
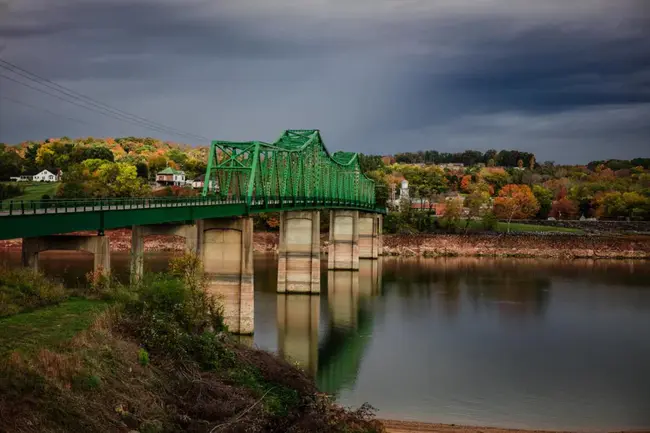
277 294 320 376
317 264 381 396
2 250 650 430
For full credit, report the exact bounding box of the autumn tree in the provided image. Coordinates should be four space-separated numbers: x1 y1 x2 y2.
440 197 464 232
550 197 579 219
460 175 472 193
463 182 492 231
493 184 540 232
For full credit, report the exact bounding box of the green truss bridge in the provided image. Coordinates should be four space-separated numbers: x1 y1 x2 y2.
0 130 383 241
1 130 385 336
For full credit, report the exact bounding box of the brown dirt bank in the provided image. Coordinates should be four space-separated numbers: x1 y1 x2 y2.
1 231 648 260
380 419 649 433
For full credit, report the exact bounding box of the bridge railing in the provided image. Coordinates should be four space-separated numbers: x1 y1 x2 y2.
0 195 385 216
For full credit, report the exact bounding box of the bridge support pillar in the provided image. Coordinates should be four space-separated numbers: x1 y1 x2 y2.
202 217 254 335
22 235 111 274
359 213 382 259
277 294 320 376
328 210 359 270
130 222 203 283
277 211 320 294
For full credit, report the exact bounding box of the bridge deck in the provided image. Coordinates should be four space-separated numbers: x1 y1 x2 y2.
0 196 384 241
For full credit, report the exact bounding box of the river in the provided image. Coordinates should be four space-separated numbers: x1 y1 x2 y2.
1 251 649 431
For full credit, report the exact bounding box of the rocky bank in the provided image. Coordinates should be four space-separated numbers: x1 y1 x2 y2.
1 229 648 260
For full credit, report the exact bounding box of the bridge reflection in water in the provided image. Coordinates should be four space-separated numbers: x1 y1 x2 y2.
275 260 382 396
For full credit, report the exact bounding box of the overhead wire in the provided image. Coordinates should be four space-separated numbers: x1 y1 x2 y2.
0 58 209 142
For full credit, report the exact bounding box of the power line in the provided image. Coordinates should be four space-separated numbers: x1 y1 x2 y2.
0 58 209 142
0 71 185 139
0 95 130 136
0 59 209 141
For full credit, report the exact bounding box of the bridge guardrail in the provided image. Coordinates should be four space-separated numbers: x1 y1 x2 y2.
1 195 386 216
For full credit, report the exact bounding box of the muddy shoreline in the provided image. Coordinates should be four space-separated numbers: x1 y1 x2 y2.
380 419 649 433
1 229 648 260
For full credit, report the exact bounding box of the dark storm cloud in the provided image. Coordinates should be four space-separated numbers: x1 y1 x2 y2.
1 0 649 162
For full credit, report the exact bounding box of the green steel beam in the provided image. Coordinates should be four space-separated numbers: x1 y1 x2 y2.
203 130 376 207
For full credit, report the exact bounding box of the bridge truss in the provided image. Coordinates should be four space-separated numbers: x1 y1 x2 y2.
203 130 376 208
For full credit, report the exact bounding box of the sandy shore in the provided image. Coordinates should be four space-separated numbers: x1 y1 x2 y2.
380 420 649 433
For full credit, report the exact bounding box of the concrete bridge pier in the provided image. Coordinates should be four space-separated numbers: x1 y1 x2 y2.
202 217 254 335
277 294 320 376
130 222 203 283
328 210 359 270
22 235 111 275
277 211 321 294
359 213 383 259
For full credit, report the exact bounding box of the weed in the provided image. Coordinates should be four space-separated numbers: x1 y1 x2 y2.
138 348 149 366
0 267 66 317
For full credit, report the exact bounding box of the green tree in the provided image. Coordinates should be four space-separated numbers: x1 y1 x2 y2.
532 185 553 219
463 183 492 231
0 145 25 180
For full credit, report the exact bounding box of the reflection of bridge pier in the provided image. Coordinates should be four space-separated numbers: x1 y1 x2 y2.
317 268 377 395
277 294 320 376
327 271 360 328
359 259 382 297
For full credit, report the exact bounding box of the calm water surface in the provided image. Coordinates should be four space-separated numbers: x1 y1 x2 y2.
2 251 649 431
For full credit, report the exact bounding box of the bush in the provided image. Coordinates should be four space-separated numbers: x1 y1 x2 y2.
0 183 23 200
0 267 66 317
121 253 226 360
482 211 498 231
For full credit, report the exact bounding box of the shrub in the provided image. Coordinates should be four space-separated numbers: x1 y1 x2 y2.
481 211 498 231
121 253 226 360
138 348 150 366
0 267 66 317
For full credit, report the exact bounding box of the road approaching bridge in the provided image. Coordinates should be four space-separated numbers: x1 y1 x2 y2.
1 130 385 334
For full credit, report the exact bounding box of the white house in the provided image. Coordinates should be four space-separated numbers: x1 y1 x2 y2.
156 167 186 186
13 170 61 182
32 169 61 182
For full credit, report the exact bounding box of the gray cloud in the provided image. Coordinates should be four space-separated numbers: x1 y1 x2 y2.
0 0 649 163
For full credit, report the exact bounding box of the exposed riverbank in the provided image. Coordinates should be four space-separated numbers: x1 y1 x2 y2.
2 229 648 260
381 419 649 433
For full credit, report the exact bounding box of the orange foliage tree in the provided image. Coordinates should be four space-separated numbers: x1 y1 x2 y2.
550 197 579 219
460 175 472 193
493 184 540 231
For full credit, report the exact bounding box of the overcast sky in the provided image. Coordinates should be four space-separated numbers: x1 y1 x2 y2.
0 0 648 163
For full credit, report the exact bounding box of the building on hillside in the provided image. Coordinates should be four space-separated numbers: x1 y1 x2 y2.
190 174 218 191
156 167 186 186
14 169 62 182
436 163 465 169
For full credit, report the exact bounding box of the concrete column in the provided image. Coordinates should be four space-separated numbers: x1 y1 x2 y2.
130 222 203 283
277 294 320 376
22 235 111 275
328 210 359 270
277 211 321 293
359 213 383 259
202 217 254 335
130 225 145 282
